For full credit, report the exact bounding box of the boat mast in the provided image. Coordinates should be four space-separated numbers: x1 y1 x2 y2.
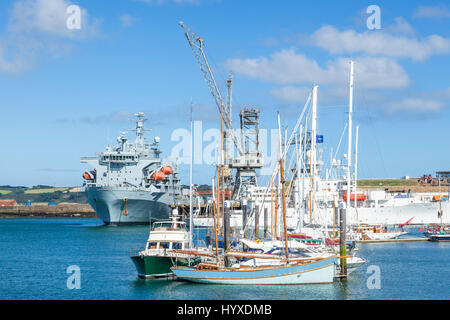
302 116 307 224
278 113 289 261
189 101 194 250
347 60 354 210
274 168 279 239
296 126 303 232
311 85 318 224
211 177 219 265
270 178 274 240
354 125 359 209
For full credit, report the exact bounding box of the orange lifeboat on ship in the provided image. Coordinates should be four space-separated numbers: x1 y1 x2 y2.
342 193 366 201
160 166 173 175
152 171 166 181
83 171 94 180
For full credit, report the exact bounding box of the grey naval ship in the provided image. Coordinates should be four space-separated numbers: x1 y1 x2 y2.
80 112 182 225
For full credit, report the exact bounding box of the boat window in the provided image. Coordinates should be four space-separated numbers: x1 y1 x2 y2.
160 242 169 249
172 243 182 250
148 242 158 249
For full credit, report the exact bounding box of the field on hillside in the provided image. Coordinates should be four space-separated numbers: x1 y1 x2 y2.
24 187 69 194
358 179 418 187
0 186 87 204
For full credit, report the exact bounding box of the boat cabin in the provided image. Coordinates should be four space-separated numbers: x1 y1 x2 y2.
145 220 190 252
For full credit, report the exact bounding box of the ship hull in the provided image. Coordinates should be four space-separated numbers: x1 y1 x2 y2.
86 187 172 225
347 201 450 226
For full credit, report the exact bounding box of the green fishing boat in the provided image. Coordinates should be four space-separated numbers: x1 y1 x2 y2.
130 219 200 279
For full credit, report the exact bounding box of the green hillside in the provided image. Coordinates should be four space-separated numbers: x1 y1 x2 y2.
0 186 87 204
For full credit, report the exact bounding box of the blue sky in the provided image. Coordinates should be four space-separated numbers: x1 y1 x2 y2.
0 0 449 187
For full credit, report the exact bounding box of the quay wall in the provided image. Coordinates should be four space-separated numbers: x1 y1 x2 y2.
0 203 96 218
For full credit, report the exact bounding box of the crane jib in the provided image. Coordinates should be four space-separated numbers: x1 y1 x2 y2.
180 21 244 157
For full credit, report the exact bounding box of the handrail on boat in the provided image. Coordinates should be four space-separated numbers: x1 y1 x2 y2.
171 249 215 257
129 248 143 257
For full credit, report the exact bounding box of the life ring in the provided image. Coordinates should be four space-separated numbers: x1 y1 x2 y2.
122 199 128 216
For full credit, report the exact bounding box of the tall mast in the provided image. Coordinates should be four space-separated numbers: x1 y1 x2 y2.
270 178 274 240
189 101 194 250
311 85 318 223
211 177 219 265
277 113 289 261
302 115 308 224
284 127 288 161
220 99 225 236
354 125 359 209
296 126 303 232
274 168 279 239
216 144 221 236
347 60 354 209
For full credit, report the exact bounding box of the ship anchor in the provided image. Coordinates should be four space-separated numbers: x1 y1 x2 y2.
122 198 129 216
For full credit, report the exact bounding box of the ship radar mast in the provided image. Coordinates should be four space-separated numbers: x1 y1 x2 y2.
135 112 146 142
127 112 152 150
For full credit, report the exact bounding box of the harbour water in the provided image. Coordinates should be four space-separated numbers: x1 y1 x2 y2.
0 218 449 300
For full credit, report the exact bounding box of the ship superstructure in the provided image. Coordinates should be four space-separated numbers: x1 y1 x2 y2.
80 112 182 225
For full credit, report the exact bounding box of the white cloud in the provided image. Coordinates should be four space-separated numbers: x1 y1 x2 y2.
270 86 311 103
8 0 98 39
387 87 450 115
413 5 450 19
389 98 446 113
226 49 321 85
310 25 450 61
57 110 135 124
0 0 99 74
387 17 415 36
271 85 359 105
439 87 450 99
226 49 410 89
119 14 139 27
0 42 30 74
